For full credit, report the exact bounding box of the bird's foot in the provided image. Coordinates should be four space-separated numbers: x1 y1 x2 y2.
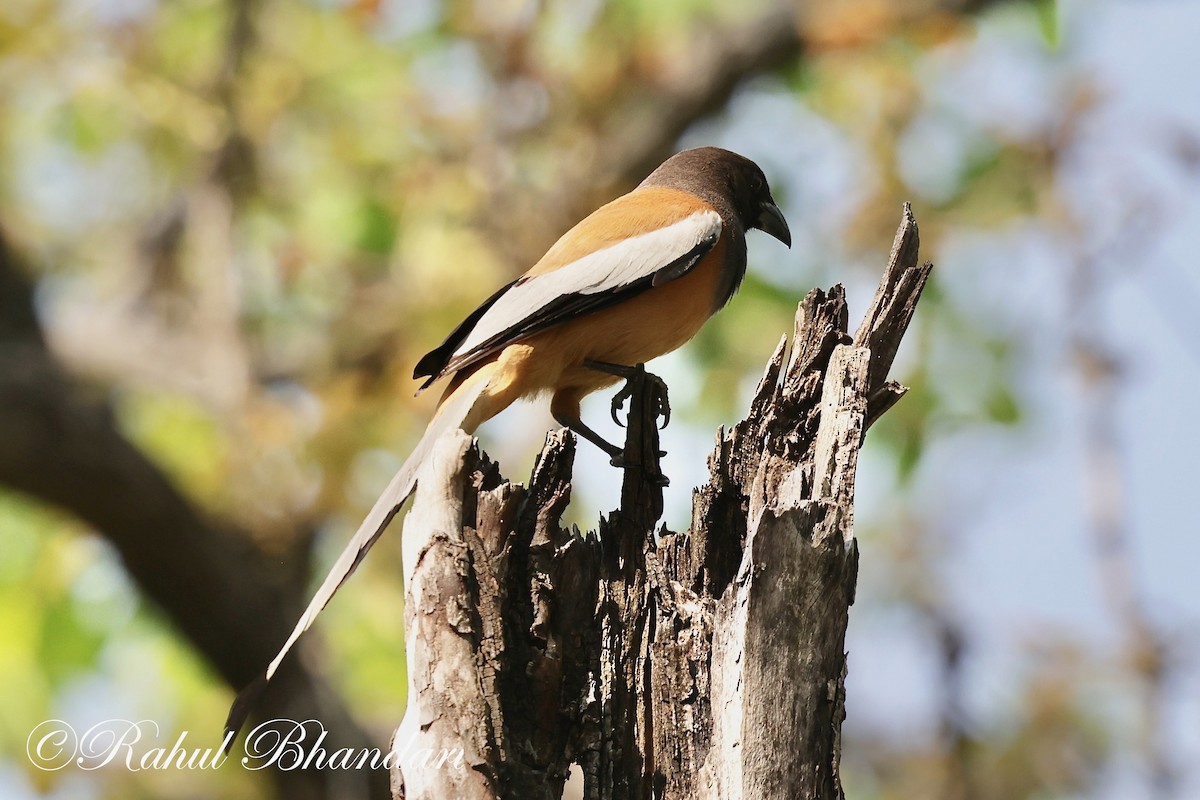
581 359 671 487
561 425 667 485
583 360 672 430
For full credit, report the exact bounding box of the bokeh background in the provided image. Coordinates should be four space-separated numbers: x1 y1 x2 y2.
1 0 1198 798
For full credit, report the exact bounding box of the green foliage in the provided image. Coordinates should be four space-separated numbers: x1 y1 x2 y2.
1033 0 1059 49
115 391 228 499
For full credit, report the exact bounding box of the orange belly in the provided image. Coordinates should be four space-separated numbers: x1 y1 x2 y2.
518 240 727 399
441 231 733 431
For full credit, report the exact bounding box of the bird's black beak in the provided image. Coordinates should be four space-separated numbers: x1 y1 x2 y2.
755 202 791 248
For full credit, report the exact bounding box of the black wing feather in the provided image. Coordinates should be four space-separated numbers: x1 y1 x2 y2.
413 276 522 388
417 235 717 388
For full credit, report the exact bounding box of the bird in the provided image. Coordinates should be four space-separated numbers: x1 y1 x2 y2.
224 146 790 741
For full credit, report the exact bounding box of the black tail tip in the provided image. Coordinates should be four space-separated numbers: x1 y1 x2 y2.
223 674 268 755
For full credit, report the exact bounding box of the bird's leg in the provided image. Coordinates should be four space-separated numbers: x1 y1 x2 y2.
552 409 624 464
580 360 670 488
582 360 671 431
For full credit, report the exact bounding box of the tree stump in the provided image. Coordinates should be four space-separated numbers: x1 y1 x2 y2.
390 206 932 800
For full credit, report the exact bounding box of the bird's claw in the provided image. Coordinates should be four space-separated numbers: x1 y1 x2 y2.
580 359 671 485
646 373 671 430
585 360 671 431
610 383 634 427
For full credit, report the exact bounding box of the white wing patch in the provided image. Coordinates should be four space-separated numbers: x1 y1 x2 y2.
453 210 722 358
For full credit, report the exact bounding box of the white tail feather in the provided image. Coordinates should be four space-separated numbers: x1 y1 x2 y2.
267 370 493 680
226 367 495 743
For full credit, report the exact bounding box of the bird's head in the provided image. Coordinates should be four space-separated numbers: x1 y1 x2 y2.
642 147 791 248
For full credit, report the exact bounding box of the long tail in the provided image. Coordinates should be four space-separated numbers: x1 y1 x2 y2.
224 365 497 744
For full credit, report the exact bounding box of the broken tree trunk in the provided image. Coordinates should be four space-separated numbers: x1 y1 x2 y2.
390 206 931 799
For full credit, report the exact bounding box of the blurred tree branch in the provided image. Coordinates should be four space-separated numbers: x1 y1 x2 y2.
0 232 390 800
473 0 1017 272
596 8 804 192
591 0 1021 195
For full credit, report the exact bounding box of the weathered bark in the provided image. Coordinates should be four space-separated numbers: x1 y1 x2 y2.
391 206 931 799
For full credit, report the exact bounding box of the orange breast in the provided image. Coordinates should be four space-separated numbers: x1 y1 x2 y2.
459 185 734 411
514 236 729 398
